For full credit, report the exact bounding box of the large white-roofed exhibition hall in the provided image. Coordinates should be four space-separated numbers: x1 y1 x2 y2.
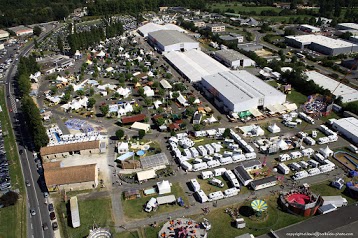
305 71 358 103
332 117 358 144
201 70 286 113
147 30 199 53
164 49 229 82
285 35 358 55
138 23 187 37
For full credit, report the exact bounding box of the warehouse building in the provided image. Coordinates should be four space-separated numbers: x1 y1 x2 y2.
138 23 187 37
164 49 229 83
148 30 199 53
213 49 255 68
299 24 321 33
40 140 100 159
8 25 33 36
332 117 358 144
201 70 286 113
305 71 358 103
337 23 358 32
0 29 10 41
44 162 98 191
285 35 358 55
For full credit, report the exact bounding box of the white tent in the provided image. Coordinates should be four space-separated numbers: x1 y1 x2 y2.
319 146 334 158
97 50 106 57
137 169 156 182
268 123 281 133
105 67 114 72
277 139 288 150
157 180 171 195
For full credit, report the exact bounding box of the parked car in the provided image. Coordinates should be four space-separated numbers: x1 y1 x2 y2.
25 181 30 187
30 209 36 216
50 212 56 220
48 203 54 212
42 223 48 230
52 222 58 230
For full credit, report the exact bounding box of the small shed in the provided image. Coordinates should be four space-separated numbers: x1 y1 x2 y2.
137 169 157 182
131 122 151 132
157 180 172 195
123 189 141 200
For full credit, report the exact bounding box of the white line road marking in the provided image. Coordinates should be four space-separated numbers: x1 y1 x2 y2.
31 223 33 229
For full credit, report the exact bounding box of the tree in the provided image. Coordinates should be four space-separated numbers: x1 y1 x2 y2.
34 38 39 49
138 129 146 139
87 98 96 108
193 124 202 131
76 90 85 96
33 26 42 37
0 191 19 207
188 96 196 104
223 128 231 138
172 92 179 99
156 117 165 126
144 97 152 106
89 87 95 96
50 86 58 94
100 104 109 116
57 36 64 54
217 115 222 122
115 129 125 139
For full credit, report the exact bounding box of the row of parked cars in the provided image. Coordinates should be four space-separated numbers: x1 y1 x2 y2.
0 123 11 192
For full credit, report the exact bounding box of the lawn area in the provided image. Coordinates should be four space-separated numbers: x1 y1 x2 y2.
287 89 307 105
56 197 113 238
122 183 189 220
0 86 26 238
192 137 220 147
190 196 307 238
255 15 313 23
198 177 230 194
209 3 281 14
310 180 357 205
114 230 141 238
320 111 340 123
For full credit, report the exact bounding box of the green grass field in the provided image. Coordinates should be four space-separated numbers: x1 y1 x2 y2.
56 197 113 238
287 89 308 105
122 183 189 220
310 181 357 205
210 3 281 14
0 87 26 238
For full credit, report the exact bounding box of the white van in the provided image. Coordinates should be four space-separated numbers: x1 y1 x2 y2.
190 179 201 192
193 162 208 172
224 188 239 197
213 168 227 177
144 197 158 212
208 191 224 201
209 178 224 188
201 171 214 179
220 157 233 165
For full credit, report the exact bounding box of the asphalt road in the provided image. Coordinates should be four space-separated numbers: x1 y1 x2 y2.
4 23 59 238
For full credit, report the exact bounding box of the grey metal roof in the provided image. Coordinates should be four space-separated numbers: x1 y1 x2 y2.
251 176 276 187
241 160 262 169
202 70 285 105
214 49 250 63
149 30 196 46
140 153 169 169
234 166 252 181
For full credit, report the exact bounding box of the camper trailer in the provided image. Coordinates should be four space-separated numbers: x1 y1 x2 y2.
196 190 209 203
201 171 214 179
308 159 320 168
181 161 193 171
230 178 241 188
303 137 316 145
220 157 233 165
144 197 158 212
277 163 290 175
198 146 208 156
298 161 309 169
213 168 227 176
245 153 257 160
307 168 321 176
189 147 199 158
314 153 326 164
288 162 301 171
293 170 309 180
207 160 221 168
302 148 314 157
190 179 201 192
209 178 224 188
290 151 303 159
224 188 239 197
193 162 208 172
224 170 236 181
318 137 330 145
183 149 192 159
278 154 290 162
204 144 215 155
349 144 358 154
208 191 224 201
232 154 246 162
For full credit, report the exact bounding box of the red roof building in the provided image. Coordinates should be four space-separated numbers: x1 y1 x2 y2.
121 114 146 124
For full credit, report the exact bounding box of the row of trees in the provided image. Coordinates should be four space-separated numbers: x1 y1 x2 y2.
17 57 49 150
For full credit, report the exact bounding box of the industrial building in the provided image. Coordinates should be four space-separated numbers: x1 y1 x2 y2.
148 30 199 53
0 29 10 41
299 24 321 33
206 24 225 32
201 70 286 113
164 49 229 83
337 23 358 34
213 49 255 68
40 140 100 159
7 25 33 36
43 162 98 191
285 35 358 55
305 71 358 103
332 117 358 144
138 23 187 37
237 43 263 52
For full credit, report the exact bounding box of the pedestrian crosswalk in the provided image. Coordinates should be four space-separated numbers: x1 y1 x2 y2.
9 96 17 113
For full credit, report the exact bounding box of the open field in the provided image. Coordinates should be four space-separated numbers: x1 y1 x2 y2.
287 89 308 105
122 183 189 220
198 177 230 193
310 180 357 204
209 3 281 14
0 87 26 238
56 197 113 238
